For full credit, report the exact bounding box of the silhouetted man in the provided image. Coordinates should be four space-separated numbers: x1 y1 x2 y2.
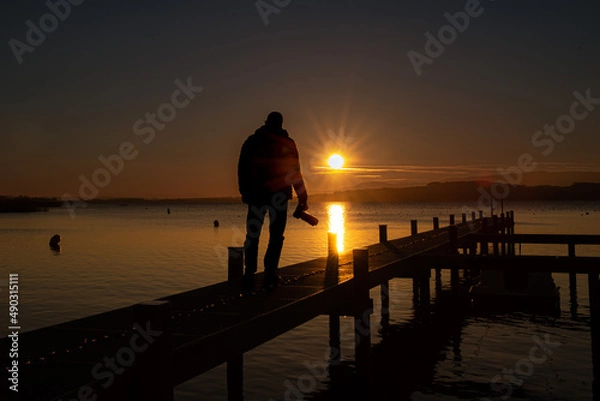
238 111 308 289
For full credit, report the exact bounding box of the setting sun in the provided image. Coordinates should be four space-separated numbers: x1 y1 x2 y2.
327 154 344 169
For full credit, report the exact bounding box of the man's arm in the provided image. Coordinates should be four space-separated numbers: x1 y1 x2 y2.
288 139 308 205
238 137 253 203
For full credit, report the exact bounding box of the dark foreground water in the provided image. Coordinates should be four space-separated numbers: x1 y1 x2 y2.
1 201 599 400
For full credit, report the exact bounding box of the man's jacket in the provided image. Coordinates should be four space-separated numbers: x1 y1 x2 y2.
238 125 307 205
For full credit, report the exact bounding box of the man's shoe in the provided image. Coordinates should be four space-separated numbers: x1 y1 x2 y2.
241 272 255 292
263 271 282 289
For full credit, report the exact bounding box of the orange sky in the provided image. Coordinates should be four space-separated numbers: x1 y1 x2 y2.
2 1 599 199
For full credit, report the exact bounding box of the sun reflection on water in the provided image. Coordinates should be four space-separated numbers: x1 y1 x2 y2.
327 203 346 253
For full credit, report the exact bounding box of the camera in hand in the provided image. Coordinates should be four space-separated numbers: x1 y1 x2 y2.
293 204 318 226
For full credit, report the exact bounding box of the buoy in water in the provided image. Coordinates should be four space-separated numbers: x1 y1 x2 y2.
213 220 220 228
49 234 61 251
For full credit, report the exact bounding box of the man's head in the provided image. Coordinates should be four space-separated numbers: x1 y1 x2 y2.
265 111 283 129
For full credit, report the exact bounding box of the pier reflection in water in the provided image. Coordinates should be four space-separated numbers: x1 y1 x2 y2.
309 271 590 401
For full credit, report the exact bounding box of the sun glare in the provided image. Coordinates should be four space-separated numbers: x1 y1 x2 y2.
327 154 345 169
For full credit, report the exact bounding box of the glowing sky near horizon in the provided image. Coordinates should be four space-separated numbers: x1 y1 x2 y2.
1 0 599 199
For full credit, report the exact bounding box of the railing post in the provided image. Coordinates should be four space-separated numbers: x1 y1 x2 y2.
410 220 418 236
462 213 467 223
133 300 174 401
479 210 483 220
228 247 244 294
379 224 388 243
353 248 371 382
449 214 455 226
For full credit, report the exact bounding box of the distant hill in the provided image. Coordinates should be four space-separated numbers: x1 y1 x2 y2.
311 181 600 203
3 182 599 209
0 196 62 213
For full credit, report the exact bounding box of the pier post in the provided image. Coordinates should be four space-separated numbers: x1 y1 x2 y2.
411 220 418 236
228 247 244 294
471 211 476 221
223 244 247 401
419 268 431 304
491 216 499 255
329 314 341 365
500 213 507 255
450 264 460 292
380 281 390 330
479 210 483 220
412 274 420 303
328 232 339 268
480 221 489 254
569 243 577 307
379 225 388 243
492 240 499 256
448 225 458 254
588 273 600 386
133 300 174 401
462 213 467 223
227 354 244 401
509 211 516 254
353 248 371 381
449 214 455 225
326 233 339 284
480 237 488 255
434 215 441 276
449 225 459 289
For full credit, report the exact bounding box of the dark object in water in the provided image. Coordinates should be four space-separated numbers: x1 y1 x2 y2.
293 204 318 226
49 234 61 251
214 220 220 228
167 208 171 214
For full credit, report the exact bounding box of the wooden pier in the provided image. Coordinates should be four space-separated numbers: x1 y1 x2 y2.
3 212 600 401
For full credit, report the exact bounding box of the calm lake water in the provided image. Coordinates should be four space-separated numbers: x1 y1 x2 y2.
1 201 599 400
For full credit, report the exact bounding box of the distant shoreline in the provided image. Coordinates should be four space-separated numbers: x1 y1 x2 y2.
2 181 599 212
